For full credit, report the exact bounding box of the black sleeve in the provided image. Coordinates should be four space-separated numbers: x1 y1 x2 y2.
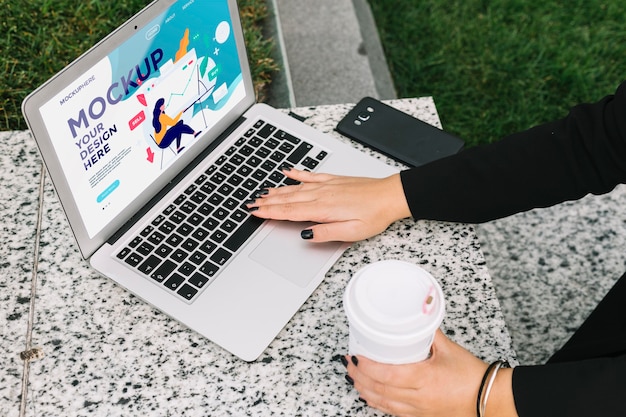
399 80 626 223
512 354 626 416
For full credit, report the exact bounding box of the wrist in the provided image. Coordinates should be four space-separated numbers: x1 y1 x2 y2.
483 367 518 417
383 173 412 222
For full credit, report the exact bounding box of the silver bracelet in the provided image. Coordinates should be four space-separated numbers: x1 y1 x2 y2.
476 360 509 417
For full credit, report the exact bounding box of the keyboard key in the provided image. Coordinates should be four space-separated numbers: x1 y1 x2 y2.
302 157 319 170
155 244 173 258
239 145 254 156
140 225 154 237
200 261 219 277
287 142 313 164
194 173 208 185
138 255 161 275
171 249 188 263
257 124 277 138
197 203 214 216
158 220 176 234
217 184 234 196
136 242 155 256
165 233 184 247
170 211 186 224
189 251 208 265
202 217 219 230
210 248 232 266
129 236 142 248
220 219 237 233
269 151 286 163
147 231 165 245
227 174 244 187
261 160 277 171
224 216 265 252
210 172 227 184
177 223 194 236
190 191 208 204
191 227 209 241
274 129 300 144
125 253 143 267
279 142 295 153
316 150 328 160
189 272 210 288
200 182 216 194
265 138 279 149
230 209 247 222
213 208 228 220
232 188 249 201
163 204 176 216
164 273 185 291
210 230 227 243
269 171 284 183
117 247 131 260
152 260 177 282
199 240 217 255
181 238 199 252
178 284 198 301
184 184 197 195
188 213 203 226
249 136 264 147
180 201 197 214
178 261 195 277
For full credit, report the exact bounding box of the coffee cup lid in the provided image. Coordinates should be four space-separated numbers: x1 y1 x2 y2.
345 260 445 338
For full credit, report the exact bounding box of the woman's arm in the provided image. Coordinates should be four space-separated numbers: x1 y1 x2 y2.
250 81 626 238
344 330 519 417
248 170 411 242
513 354 626 416
402 81 626 223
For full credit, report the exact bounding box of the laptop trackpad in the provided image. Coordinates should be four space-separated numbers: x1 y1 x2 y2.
249 222 343 287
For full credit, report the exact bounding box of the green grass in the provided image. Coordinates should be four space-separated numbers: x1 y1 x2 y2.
369 0 626 146
0 0 277 131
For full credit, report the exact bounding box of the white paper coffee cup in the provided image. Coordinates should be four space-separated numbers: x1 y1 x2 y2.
343 260 445 364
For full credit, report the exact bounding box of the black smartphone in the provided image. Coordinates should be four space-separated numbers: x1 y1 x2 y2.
336 97 464 167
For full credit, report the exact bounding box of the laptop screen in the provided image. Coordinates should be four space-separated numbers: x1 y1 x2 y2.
37 0 246 239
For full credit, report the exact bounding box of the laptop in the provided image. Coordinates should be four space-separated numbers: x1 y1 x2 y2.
22 0 396 361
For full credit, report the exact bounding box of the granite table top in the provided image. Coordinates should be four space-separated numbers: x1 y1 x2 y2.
1 98 516 416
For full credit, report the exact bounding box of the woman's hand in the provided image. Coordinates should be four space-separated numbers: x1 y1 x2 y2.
246 168 411 242
344 330 518 417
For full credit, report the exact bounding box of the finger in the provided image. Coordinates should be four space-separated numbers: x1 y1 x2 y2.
247 197 323 223
350 355 430 389
304 219 387 243
347 359 421 416
300 220 364 243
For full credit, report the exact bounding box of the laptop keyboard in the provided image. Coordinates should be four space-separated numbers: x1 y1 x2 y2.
115 119 329 303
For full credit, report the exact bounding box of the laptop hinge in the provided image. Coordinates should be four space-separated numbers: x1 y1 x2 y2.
107 115 248 245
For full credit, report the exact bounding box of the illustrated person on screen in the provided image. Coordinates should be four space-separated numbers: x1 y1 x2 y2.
152 97 201 154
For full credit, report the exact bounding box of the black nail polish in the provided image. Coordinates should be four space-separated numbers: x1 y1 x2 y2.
345 375 354 386
248 206 259 212
280 163 292 171
244 199 256 206
301 229 314 240
340 356 349 368
351 356 359 366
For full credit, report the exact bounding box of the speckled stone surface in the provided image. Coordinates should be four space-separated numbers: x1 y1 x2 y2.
1 99 516 416
0 130 44 417
476 186 626 365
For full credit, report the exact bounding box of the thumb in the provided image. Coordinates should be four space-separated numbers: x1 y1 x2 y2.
300 220 369 243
